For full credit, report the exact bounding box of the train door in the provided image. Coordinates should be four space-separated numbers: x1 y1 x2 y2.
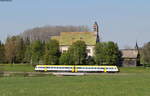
44 67 47 72
104 67 107 73
72 66 77 72
72 66 75 72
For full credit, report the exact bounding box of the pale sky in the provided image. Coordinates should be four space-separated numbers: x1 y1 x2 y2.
0 0 150 48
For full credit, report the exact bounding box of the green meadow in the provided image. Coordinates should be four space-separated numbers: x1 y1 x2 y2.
0 64 34 72
0 64 150 96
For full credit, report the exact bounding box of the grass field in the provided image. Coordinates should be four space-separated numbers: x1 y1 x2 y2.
0 64 150 96
0 74 150 96
0 64 34 72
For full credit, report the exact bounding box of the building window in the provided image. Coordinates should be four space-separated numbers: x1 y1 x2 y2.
86 49 91 53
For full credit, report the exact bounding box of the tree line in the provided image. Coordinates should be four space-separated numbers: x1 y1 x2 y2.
0 36 121 66
1 25 150 66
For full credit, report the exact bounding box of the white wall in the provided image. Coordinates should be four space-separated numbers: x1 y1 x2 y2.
60 45 95 56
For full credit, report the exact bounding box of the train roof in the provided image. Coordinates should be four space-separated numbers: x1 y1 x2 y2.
36 65 117 67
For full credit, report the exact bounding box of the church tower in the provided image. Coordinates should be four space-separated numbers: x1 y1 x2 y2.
93 21 100 42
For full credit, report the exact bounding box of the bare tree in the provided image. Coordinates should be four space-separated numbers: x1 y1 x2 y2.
20 25 90 42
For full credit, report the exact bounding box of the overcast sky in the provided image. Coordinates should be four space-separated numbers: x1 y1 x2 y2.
0 0 150 48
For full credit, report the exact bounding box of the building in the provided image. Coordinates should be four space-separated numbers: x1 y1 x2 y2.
51 22 100 56
120 44 140 67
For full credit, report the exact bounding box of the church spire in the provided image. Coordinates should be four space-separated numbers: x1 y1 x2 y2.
135 41 139 50
93 21 100 42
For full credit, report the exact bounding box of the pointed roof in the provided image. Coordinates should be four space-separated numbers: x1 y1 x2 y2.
121 49 139 59
135 42 139 50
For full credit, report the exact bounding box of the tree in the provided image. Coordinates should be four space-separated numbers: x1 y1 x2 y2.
0 41 5 63
24 38 32 64
59 51 74 65
4 36 18 64
15 37 25 63
106 41 120 65
44 39 60 65
141 42 150 66
86 56 95 65
68 40 87 65
31 40 44 65
94 41 120 65
21 25 89 42
4 36 26 64
94 42 107 65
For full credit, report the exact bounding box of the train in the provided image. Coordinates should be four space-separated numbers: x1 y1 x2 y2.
35 65 119 73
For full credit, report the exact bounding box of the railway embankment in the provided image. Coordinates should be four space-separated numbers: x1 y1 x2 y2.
0 71 141 77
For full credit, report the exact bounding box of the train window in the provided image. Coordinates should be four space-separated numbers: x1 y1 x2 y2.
67 67 70 69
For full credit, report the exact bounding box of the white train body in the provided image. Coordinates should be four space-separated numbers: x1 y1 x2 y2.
35 65 119 73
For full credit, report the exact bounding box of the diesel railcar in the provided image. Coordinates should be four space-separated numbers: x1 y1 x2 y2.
35 65 119 73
